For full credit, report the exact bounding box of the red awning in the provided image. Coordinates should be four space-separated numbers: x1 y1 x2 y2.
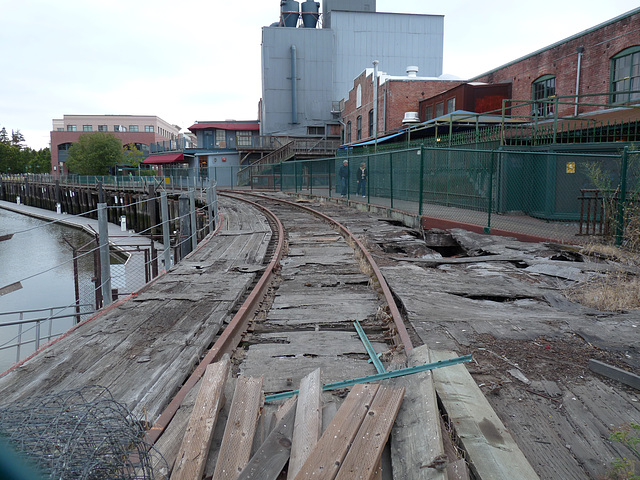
143 153 185 164
188 122 259 131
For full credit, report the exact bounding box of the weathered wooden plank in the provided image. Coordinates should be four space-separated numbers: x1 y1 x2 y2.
589 359 640 390
430 350 540 480
170 359 230 480
287 369 322 480
237 397 297 480
212 376 264 480
334 386 405 480
293 384 379 480
391 345 447 480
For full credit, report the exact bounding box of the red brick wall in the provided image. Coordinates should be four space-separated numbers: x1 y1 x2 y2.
342 70 462 143
472 11 640 117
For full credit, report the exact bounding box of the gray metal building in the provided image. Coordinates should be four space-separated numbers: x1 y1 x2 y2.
260 0 444 137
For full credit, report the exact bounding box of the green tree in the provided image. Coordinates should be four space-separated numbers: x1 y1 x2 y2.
66 132 124 175
123 143 145 167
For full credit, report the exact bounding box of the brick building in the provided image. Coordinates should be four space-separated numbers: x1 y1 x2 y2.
470 8 640 120
342 66 464 144
50 115 181 176
418 83 512 122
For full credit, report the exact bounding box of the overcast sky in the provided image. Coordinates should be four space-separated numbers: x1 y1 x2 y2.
2 0 639 150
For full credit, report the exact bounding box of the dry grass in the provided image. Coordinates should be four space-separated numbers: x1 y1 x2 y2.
565 272 640 312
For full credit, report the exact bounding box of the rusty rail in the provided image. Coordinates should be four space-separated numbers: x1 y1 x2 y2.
145 194 285 446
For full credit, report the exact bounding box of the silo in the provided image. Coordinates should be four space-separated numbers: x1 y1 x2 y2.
281 0 300 27
301 0 320 28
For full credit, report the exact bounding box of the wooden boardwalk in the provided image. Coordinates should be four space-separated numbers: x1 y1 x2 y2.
0 197 271 423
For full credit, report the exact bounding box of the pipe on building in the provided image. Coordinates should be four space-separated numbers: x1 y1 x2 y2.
291 45 298 124
373 60 379 150
574 46 585 117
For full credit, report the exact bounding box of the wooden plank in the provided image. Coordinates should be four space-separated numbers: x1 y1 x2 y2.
293 384 379 480
170 359 230 480
287 369 322 480
237 396 297 480
271 396 298 433
213 376 264 480
430 350 540 480
391 345 448 480
334 386 405 480
589 359 640 390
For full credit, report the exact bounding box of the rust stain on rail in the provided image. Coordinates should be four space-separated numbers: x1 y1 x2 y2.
145 195 285 446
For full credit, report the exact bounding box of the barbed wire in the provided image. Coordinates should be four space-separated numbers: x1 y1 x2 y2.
0 385 166 479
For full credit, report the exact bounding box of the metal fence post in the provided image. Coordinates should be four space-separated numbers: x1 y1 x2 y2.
188 190 197 251
390 152 394 209
97 203 112 307
615 146 629 247
418 146 425 216
485 150 496 234
309 161 313 195
179 194 192 259
328 158 332 198
160 192 171 272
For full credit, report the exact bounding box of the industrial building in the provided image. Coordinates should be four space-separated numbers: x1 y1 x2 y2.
260 0 444 139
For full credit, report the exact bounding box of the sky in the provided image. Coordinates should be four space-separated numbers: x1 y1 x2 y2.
1 0 639 150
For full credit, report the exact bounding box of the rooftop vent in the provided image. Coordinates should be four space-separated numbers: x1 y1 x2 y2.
406 66 419 77
402 112 420 124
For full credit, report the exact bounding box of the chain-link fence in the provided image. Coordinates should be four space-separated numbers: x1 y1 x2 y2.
247 145 639 246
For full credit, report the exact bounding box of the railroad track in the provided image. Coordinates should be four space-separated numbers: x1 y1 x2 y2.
0 191 542 479
148 191 435 479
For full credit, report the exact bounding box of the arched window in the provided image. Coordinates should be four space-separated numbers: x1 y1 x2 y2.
532 74 556 117
368 109 374 137
356 85 362 108
346 121 352 143
356 115 362 141
611 46 640 104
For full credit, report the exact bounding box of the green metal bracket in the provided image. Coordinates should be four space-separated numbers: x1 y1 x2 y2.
264 354 473 402
353 320 385 374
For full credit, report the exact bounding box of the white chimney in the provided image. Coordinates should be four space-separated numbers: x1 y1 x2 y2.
406 66 419 77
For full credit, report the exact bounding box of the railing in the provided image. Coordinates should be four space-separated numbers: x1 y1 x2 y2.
0 305 95 367
150 138 194 154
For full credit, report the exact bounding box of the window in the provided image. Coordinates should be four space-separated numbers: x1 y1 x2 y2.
129 125 139 132
611 46 640 104
98 125 108 132
425 105 433 120
145 125 154 132
114 125 126 132
356 85 362 108
368 109 374 137
215 130 226 146
67 125 77 132
435 103 444 117
307 126 325 136
346 121 352 143
446 97 456 113
532 75 556 117
237 131 254 146
82 125 93 132
356 115 362 140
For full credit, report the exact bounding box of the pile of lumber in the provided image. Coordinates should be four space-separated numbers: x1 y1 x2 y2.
167 361 404 480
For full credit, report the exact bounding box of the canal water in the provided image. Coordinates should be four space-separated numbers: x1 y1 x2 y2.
0 209 95 371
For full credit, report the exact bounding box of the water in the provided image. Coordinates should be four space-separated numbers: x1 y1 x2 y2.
0 209 95 371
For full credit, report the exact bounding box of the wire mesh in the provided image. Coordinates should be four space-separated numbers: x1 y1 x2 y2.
276 146 639 244
0 385 166 479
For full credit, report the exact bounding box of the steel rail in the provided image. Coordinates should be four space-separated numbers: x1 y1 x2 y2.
224 190 415 354
145 194 285 446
